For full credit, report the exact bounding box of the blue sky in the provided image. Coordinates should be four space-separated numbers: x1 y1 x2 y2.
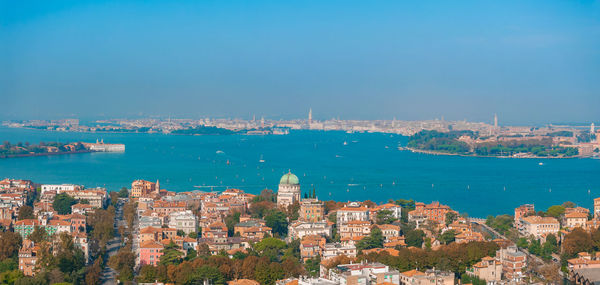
1 0 599 124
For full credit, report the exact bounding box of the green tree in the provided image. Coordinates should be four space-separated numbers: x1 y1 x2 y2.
192 265 225 285
255 262 284 285
439 230 456 245
0 231 22 260
225 212 241 236
55 232 85 275
264 210 288 237
445 212 458 226
28 226 48 243
158 242 184 266
485 215 513 235
305 256 321 277
118 187 129 198
563 228 593 257
528 239 542 255
52 193 76 215
356 228 384 250
543 234 558 254
516 237 529 249
376 210 397 225
405 229 425 247
254 238 287 262
460 272 486 285
17 206 35 220
108 244 136 282
88 208 116 246
547 205 565 218
137 265 158 283
85 258 103 285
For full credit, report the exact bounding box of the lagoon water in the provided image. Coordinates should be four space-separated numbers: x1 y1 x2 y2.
1 127 599 217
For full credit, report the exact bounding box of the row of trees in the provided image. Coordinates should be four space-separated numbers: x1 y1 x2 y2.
13 232 87 285
362 241 499 276
138 237 306 285
407 130 473 154
474 144 578 157
0 141 87 157
517 234 558 261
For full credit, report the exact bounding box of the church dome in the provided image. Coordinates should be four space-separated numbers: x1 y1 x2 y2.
280 172 300 185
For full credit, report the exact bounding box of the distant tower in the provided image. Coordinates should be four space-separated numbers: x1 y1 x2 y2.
494 114 498 128
261 116 265 129
592 123 595 134
308 108 313 125
155 180 160 194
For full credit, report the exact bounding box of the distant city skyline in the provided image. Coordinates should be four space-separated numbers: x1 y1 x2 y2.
2 0 599 125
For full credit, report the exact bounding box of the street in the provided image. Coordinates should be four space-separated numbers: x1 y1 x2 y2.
100 198 126 285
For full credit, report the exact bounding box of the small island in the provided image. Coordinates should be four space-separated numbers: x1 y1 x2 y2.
0 140 124 158
405 130 582 158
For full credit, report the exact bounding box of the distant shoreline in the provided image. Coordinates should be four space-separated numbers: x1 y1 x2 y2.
0 150 95 159
402 147 579 159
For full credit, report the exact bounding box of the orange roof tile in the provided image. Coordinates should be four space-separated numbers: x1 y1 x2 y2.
140 240 164 249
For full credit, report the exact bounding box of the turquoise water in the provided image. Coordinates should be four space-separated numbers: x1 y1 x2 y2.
1 127 599 217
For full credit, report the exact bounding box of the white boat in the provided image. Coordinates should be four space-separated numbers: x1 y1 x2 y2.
343 141 348 146
538 162 544 166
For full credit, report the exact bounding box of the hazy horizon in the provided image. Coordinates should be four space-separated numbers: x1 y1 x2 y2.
2 0 599 125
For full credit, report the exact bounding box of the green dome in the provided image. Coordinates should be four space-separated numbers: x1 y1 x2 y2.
280 172 300 185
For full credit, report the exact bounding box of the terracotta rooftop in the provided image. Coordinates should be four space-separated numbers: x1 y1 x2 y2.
521 216 559 224
401 269 425 277
140 240 164 249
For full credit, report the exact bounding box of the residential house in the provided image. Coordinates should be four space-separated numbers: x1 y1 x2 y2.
234 219 272 241
339 221 371 240
336 202 370 225
288 221 332 240
518 216 560 239
168 210 198 234
399 269 455 285
139 241 164 266
467 256 502 284
496 246 527 283
328 262 400 285
300 198 325 223
322 242 357 259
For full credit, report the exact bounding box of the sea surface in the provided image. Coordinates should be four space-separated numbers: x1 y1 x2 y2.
1 127 599 217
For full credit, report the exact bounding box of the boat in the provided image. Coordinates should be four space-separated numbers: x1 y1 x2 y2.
216 150 224 154
343 141 348 146
259 154 265 163
538 162 544 166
